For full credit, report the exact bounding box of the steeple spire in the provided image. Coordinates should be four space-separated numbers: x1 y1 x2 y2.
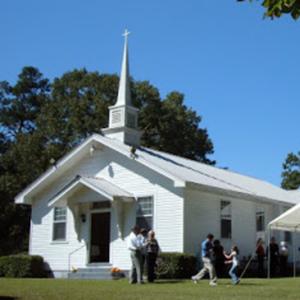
115 29 132 107
102 30 142 146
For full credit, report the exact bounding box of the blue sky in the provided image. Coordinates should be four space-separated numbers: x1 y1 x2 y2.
1 1 299 186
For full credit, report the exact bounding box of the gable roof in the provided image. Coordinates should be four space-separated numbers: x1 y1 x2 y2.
48 175 134 207
15 133 298 205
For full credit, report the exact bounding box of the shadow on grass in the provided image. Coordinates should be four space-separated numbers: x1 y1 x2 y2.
0 297 18 300
238 282 264 286
216 282 263 286
154 280 183 284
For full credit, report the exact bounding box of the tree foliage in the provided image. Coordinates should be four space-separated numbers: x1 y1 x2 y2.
0 67 50 139
0 66 215 255
281 151 300 190
238 0 300 19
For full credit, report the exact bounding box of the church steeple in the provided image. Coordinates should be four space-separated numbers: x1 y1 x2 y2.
115 29 132 107
102 30 141 146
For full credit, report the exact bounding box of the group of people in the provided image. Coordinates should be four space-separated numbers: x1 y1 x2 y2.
127 228 290 285
191 234 240 286
127 226 160 284
191 234 290 287
257 236 289 277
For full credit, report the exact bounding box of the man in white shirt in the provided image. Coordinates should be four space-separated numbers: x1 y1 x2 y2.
127 225 143 284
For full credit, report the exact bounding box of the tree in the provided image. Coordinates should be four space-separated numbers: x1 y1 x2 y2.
0 67 50 139
0 67 51 255
238 0 300 19
38 69 119 154
132 80 162 150
281 151 300 190
157 92 214 164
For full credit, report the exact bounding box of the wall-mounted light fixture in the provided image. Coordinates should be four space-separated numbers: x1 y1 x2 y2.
80 214 86 223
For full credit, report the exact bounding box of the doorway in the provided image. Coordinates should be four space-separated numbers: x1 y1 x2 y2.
90 212 110 263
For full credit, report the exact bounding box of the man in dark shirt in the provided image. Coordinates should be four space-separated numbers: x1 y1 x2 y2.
213 240 225 278
268 237 279 277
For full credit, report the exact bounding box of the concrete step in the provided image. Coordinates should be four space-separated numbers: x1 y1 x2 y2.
68 265 114 280
69 273 112 280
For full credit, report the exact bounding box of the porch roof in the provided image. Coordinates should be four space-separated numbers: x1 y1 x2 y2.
48 175 134 206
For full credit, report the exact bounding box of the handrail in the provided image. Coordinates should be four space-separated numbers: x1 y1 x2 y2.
68 244 86 276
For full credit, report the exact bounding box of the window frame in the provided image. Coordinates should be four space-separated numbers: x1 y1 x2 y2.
52 207 67 242
220 200 232 239
136 196 154 232
284 231 292 243
256 206 265 232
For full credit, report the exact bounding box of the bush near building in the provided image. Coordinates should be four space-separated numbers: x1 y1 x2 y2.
0 254 46 278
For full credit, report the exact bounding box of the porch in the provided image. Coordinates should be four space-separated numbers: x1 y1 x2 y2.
47 175 135 274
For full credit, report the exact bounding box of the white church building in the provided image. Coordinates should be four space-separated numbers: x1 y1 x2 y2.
15 32 299 278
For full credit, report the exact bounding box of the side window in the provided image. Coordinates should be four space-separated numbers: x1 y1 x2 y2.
136 197 153 231
256 206 265 232
284 231 292 243
221 200 232 239
53 207 67 241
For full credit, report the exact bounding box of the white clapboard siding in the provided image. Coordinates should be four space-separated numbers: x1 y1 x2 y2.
184 188 293 259
184 190 220 255
30 145 184 271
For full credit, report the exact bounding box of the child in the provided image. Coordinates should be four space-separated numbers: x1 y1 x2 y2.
224 245 240 285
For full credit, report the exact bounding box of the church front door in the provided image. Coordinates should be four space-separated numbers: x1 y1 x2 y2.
90 212 110 263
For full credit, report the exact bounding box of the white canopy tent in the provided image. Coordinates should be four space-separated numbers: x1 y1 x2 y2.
269 203 300 233
267 192 300 278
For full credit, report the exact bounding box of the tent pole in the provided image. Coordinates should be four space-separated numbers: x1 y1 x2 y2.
293 229 296 278
267 226 271 279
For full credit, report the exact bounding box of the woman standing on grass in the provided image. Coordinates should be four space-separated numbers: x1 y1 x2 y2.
224 245 240 285
256 238 265 277
146 230 160 283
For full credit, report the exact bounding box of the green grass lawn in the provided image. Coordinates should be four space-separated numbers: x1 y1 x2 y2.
0 278 299 300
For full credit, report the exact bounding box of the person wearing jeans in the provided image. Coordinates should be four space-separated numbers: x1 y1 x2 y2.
191 233 217 286
224 245 240 285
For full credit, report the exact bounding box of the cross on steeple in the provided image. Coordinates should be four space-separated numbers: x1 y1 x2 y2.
122 29 131 38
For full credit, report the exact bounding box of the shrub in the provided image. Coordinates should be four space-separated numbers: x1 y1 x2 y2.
0 254 46 278
156 252 197 279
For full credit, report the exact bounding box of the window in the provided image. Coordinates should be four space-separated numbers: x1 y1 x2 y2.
136 197 153 231
221 200 231 239
256 206 265 232
53 207 67 241
284 231 292 243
